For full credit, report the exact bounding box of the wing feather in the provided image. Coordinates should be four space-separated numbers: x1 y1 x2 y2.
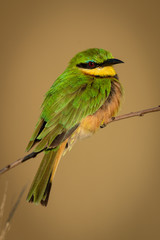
27 74 112 152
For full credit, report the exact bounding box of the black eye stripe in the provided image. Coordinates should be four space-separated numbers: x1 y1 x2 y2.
77 60 108 69
76 58 123 70
77 62 97 69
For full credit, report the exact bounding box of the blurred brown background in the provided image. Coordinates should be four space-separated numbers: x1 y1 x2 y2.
0 0 160 239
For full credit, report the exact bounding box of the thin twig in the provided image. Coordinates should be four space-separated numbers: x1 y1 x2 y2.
0 185 26 240
6 186 26 223
0 222 10 240
0 183 8 232
0 105 159 175
108 105 160 124
0 152 39 175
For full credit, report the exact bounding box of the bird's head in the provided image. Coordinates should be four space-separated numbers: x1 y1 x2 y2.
68 48 123 77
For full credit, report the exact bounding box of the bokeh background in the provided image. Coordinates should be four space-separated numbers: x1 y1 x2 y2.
0 0 160 239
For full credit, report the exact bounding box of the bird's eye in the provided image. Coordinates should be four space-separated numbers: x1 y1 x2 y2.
76 61 97 69
88 61 96 68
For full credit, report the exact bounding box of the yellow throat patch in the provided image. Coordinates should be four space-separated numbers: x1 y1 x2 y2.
81 66 116 77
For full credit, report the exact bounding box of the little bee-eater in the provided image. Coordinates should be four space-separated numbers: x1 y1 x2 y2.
26 48 123 206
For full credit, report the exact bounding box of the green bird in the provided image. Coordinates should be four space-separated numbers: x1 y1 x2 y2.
26 48 123 206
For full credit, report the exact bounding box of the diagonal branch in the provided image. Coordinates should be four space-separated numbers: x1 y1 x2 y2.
0 105 160 175
0 152 39 175
108 105 160 124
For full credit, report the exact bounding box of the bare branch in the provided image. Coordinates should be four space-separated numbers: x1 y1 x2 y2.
0 105 160 175
108 105 160 124
0 152 40 175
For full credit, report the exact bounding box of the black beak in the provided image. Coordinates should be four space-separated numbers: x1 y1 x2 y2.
102 58 124 67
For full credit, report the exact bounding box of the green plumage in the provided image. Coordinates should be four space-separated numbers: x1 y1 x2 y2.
27 148 58 205
26 48 123 206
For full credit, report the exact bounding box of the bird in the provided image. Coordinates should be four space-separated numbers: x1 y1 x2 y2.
26 48 124 206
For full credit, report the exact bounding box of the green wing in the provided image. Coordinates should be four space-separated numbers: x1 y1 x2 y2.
26 72 112 152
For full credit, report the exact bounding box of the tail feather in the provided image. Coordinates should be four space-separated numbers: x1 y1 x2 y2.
27 149 57 205
27 140 67 206
41 173 52 206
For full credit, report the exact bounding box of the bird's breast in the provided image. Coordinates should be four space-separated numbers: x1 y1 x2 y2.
78 80 122 139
